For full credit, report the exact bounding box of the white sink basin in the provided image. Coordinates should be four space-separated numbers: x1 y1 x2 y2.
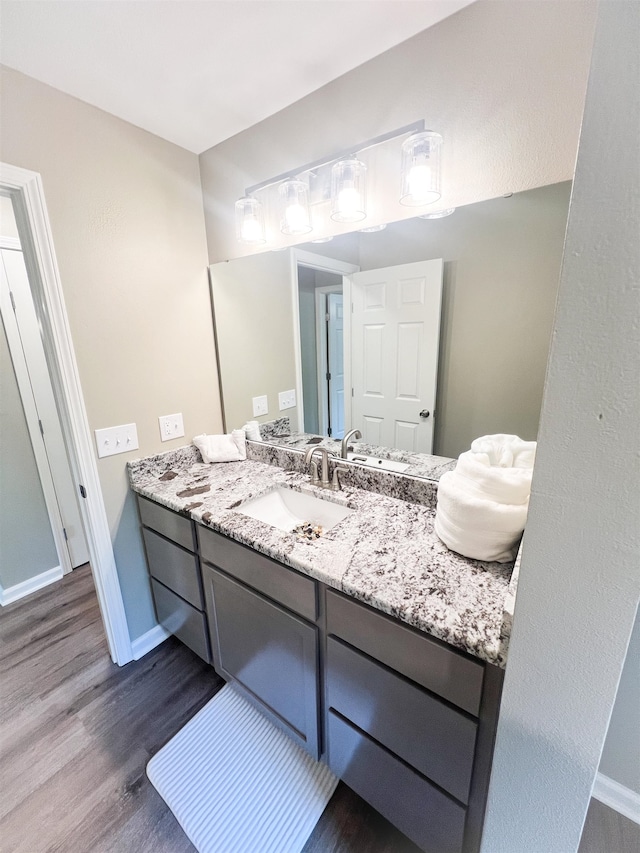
237 487 353 533
347 453 410 474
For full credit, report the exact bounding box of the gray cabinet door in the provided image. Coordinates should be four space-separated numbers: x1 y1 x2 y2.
203 564 320 758
326 637 477 803
143 527 203 609
151 579 210 663
138 495 195 551
327 710 466 853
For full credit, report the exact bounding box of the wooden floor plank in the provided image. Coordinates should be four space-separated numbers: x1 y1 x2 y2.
1 564 636 853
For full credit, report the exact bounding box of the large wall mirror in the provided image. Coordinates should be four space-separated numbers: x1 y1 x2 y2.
210 181 571 462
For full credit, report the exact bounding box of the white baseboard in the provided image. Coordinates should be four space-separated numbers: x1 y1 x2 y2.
593 772 640 826
0 565 63 606
131 623 170 660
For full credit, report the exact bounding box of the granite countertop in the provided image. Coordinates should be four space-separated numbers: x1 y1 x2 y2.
258 427 457 481
128 447 513 667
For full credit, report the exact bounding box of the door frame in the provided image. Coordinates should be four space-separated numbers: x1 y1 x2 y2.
1 245 72 576
314 284 343 437
0 162 132 665
289 248 358 435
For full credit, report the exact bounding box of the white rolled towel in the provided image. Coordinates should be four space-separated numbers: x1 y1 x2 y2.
193 429 246 463
435 434 536 563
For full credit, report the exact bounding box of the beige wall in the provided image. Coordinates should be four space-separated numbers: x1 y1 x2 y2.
0 317 59 590
199 0 596 261
210 251 298 431
0 66 223 639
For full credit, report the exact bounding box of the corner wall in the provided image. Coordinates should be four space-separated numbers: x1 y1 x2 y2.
481 2 640 849
0 66 223 640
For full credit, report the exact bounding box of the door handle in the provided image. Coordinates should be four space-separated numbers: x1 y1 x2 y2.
419 410 430 419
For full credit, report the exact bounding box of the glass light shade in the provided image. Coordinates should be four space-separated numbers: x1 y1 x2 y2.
331 158 367 222
419 207 456 219
279 180 312 236
400 131 442 206
235 196 265 245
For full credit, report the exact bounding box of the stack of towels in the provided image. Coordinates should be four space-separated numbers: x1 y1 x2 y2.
193 421 262 464
435 434 536 563
193 429 247 463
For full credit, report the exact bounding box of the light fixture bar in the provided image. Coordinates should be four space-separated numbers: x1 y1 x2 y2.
244 120 426 196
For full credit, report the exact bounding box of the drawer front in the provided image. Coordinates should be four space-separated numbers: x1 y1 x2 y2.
151 578 210 663
203 565 320 758
326 588 483 716
143 527 203 609
327 711 466 853
326 637 477 804
138 496 195 551
198 526 317 621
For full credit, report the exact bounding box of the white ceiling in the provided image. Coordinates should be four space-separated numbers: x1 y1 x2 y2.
0 0 475 154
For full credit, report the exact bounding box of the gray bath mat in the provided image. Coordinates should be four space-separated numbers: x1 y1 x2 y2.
147 684 337 853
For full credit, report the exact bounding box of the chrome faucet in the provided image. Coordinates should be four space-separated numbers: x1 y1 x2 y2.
341 428 362 459
304 446 348 491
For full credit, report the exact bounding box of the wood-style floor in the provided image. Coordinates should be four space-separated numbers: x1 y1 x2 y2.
1 566 638 853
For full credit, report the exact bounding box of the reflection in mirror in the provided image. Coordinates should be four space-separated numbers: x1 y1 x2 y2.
210 182 571 463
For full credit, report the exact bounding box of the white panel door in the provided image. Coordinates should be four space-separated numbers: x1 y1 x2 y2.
327 292 344 439
349 259 443 454
1 248 89 569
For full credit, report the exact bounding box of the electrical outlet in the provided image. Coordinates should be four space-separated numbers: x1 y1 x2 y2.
159 412 185 442
95 423 139 458
278 389 296 411
252 395 268 417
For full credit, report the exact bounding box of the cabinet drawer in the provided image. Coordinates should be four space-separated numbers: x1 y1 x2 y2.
326 589 483 716
151 579 210 663
327 711 466 853
202 565 319 758
143 527 203 609
138 496 195 551
327 637 476 804
198 526 317 621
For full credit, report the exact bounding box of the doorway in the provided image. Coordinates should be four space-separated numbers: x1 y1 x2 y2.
297 265 345 438
0 163 131 664
1 234 89 575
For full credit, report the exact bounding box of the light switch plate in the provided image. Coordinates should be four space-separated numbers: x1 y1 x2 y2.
252 395 268 417
278 389 296 411
95 423 139 459
159 412 185 442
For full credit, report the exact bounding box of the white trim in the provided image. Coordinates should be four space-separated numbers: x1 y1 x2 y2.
314 284 342 436
0 163 133 665
0 236 21 250
0 566 63 606
592 772 640 826
0 263 73 576
131 624 171 660
290 249 359 435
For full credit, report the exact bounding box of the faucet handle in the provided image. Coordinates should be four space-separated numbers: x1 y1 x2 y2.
330 463 349 491
309 460 320 485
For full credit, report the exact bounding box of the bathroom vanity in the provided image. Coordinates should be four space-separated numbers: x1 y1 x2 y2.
129 443 513 853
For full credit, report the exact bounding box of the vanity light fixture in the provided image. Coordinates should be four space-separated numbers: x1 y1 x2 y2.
400 131 443 206
235 196 266 245
330 158 367 223
419 207 456 219
234 120 444 243
279 179 312 236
